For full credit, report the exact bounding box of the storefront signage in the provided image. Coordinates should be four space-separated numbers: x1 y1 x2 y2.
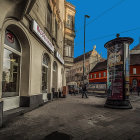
6 33 14 43
107 44 124 100
32 20 54 52
56 52 64 64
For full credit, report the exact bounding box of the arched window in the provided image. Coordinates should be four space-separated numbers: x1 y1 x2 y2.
2 30 21 97
42 53 50 93
53 61 57 71
52 61 58 92
132 79 137 87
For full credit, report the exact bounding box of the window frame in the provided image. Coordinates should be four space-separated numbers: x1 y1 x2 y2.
133 68 136 75
47 3 52 33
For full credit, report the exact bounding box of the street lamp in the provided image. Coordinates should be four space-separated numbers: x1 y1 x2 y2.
83 15 90 84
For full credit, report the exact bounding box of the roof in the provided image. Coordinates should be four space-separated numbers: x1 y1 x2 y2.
74 51 92 63
132 44 140 50
104 37 133 49
90 60 107 73
130 54 140 65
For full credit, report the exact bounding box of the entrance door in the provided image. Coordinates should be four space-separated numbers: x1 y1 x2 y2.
132 79 137 87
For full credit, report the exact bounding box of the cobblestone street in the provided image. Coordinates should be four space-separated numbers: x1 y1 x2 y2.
0 94 140 140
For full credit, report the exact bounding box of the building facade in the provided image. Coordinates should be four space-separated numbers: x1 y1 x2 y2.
130 44 140 88
89 44 140 91
67 46 102 87
89 60 107 91
0 0 75 126
64 1 76 77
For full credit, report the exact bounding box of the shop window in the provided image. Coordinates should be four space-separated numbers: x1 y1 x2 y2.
94 74 96 78
42 54 50 93
52 61 58 92
53 61 57 71
133 68 136 74
2 30 21 98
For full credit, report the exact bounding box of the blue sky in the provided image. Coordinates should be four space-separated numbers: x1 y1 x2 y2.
67 0 140 59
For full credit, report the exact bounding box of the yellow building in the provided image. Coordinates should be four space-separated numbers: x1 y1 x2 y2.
64 1 76 80
67 46 102 86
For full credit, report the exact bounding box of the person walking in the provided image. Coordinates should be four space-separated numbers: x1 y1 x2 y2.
82 84 88 98
130 86 133 95
137 86 140 96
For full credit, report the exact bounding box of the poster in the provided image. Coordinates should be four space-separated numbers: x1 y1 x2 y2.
107 44 124 100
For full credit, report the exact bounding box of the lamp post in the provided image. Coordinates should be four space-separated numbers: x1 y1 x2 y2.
83 15 90 85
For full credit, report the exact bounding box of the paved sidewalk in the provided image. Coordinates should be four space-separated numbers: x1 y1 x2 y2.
0 94 140 140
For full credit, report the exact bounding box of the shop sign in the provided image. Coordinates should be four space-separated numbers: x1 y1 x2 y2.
107 44 124 100
6 32 14 43
32 20 54 52
56 52 64 64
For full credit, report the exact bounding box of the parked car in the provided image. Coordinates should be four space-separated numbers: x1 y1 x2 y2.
68 85 80 94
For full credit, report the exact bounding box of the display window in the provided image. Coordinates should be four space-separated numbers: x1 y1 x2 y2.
2 30 21 97
42 54 50 93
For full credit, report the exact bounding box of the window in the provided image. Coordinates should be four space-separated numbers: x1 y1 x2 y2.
90 74 93 79
103 72 106 77
99 73 101 78
47 4 52 33
64 46 72 57
133 68 136 74
132 79 137 87
42 54 50 93
53 61 57 71
52 61 58 91
94 74 96 78
66 15 73 29
2 30 21 98
55 18 58 40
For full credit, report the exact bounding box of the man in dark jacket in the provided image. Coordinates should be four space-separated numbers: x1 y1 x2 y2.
137 86 140 96
82 84 88 98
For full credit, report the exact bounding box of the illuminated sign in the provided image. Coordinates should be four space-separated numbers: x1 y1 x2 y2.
6 33 14 43
32 20 54 52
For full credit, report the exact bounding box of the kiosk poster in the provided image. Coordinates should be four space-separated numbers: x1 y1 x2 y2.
107 44 124 100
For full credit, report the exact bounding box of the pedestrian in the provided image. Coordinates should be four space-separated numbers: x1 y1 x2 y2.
137 86 140 96
71 87 76 96
82 84 88 98
130 86 133 94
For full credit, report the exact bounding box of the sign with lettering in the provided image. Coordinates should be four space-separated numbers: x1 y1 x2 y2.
32 20 54 52
56 52 64 64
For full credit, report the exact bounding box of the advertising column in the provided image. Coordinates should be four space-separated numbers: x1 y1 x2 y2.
104 35 133 109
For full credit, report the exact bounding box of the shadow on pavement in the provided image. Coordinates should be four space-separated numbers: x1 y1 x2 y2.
44 131 73 140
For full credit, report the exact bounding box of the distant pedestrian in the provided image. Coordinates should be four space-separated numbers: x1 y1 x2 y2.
82 84 88 98
71 88 76 96
130 86 133 94
137 86 140 96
